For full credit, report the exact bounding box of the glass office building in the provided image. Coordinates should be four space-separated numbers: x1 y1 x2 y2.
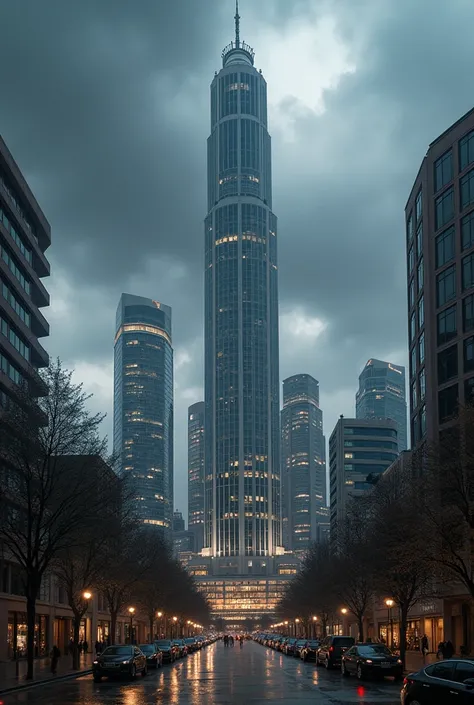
188 401 205 553
113 293 173 535
281 374 326 553
203 5 281 569
356 358 407 452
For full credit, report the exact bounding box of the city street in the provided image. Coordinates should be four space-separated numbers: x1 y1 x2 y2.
3 641 402 704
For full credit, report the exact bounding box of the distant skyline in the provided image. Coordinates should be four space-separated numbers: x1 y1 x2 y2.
2 0 474 511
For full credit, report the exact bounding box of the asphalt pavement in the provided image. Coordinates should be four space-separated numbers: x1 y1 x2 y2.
1 640 403 704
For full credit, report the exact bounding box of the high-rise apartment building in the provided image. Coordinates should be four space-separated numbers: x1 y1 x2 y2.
188 401 205 553
189 6 300 626
113 294 173 535
281 374 326 553
0 136 50 410
329 417 398 548
356 359 407 452
406 108 474 448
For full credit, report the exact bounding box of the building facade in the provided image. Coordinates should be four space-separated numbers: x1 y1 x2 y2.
188 401 205 553
0 136 50 411
329 417 398 548
203 5 281 571
356 358 407 452
113 294 173 535
281 374 326 553
406 108 474 449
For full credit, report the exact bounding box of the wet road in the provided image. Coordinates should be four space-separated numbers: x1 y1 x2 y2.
4 641 402 704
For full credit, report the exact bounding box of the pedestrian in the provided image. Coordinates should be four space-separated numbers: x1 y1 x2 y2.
239 635 243 649
229 635 234 647
421 634 429 657
83 640 88 654
223 634 228 647
50 645 61 675
95 640 100 654
68 638 74 655
445 640 454 659
437 641 446 659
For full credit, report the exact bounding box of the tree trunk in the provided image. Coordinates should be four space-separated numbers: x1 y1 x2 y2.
399 604 408 668
72 612 81 670
149 615 154 643
26 591 37 680
110 610 117 645
357 616 364 643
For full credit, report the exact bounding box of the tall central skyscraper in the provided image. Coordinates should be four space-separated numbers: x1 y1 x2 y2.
203 3 281 572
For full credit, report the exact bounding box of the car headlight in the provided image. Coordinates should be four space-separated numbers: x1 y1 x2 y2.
397 659 402 664
365 659 373 664
122 660 131 665
93 660 98 665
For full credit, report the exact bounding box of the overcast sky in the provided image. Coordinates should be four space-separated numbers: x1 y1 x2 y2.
1 0 474 517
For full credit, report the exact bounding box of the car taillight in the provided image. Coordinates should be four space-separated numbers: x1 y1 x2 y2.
329 646 334 652
403 677 412 686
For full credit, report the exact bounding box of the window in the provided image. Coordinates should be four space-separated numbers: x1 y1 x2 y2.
465 377 474 404
420 369 426 400
418 296 424 328
461 169 474 210
436 188 454 229
434 150 453 191
438 344 458 384
436 226 455 268
417 258 424 291
460 130 474 171
415 190 422 221
464 336 474 373
462 211 474 251
464 294 474 332
420 405 426 436
408 245 414 274
416 223 423 257
410 346 416 377
411 380 417 410
409 278 415 309
410 313 416 343
463 253 474 291
438 304 457 345
426 661 454 680
419 332 425 365
454 659 474 683
438 384 458 423
406 213 413 242
437 265 456 307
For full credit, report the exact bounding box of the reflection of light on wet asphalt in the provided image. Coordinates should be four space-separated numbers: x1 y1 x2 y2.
357 684 366 697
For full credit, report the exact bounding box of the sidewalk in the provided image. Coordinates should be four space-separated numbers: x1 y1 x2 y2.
404 651 444 673
0 653 93 693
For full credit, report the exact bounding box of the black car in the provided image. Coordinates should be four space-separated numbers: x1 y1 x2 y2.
301 640 320 662
185 637 197 652
341 643 403 680
154 639 178 663
316 636 355 668
93 645 147 682
294 639 308 658
401 658 474 704
138 643 163 669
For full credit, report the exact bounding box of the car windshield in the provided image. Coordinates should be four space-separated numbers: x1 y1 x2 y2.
307 641 320 647
288 639 296 644
138 645 154 652
103 646 133 656
358 645 392 656
296 640 306 645
155 641 171 647
185 638 195 643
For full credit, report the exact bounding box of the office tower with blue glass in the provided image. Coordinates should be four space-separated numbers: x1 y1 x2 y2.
281 374 326 554
188 401 205 553
113 294 173 535
356 358 407 452
189 4 299 626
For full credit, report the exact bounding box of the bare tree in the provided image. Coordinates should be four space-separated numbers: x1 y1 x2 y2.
0 359 107 680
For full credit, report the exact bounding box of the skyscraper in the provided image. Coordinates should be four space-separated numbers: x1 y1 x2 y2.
356 358 407 452
188 401 205 553
281 374 326 553
113 293 173 535
406 108 474 449
203 3 280 569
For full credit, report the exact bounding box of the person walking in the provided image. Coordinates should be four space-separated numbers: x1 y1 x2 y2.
83 640 88 655
229 635 234 647
239 635 243 649
421 634 429 658
445 640 455 659
437 641 446 659
223 634 228 647
50 645 61 675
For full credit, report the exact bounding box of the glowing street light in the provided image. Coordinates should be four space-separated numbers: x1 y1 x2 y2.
83 591 92 601
312 616 317 621
128 607 135 644
385 599 395 648
341 608 348 615
157 611 163 618
385 599 395 608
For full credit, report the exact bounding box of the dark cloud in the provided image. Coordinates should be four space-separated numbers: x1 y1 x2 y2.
1 0 474 509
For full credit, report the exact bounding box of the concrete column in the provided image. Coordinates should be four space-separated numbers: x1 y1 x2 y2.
0 602 9 660
91 598 98 648
443 600 452 643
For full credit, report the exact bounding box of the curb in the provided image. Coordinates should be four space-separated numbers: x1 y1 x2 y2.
0 668 93 695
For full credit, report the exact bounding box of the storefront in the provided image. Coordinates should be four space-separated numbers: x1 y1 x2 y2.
97 620 110 643
7 612 48 659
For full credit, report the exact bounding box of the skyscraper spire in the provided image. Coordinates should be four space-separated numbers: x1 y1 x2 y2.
234 0 240 47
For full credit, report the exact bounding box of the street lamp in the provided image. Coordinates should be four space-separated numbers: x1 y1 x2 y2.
83 591 92 601
172 616 178 639
128 607 135 644
384 599 395 649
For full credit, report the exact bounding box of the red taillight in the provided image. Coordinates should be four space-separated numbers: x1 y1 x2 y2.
329 646 334 652
403 677 412 686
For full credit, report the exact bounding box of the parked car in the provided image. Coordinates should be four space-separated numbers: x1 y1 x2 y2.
316 636 355 669
173 639 188 657
93 645 147 682
185 637 198 652
300 640 320 662
283 638 297 655
401 659 474 703
293 639 308 658
341 643 403 680
138 643 163 669
154 639 178 663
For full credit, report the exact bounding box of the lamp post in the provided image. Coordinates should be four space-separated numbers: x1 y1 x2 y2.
295 618 300 638
128 607 135 645
312 616 318 639
341 608 348 637
172 616 178 640
82 592 92 652
385 599 395 649
157 612 163 639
